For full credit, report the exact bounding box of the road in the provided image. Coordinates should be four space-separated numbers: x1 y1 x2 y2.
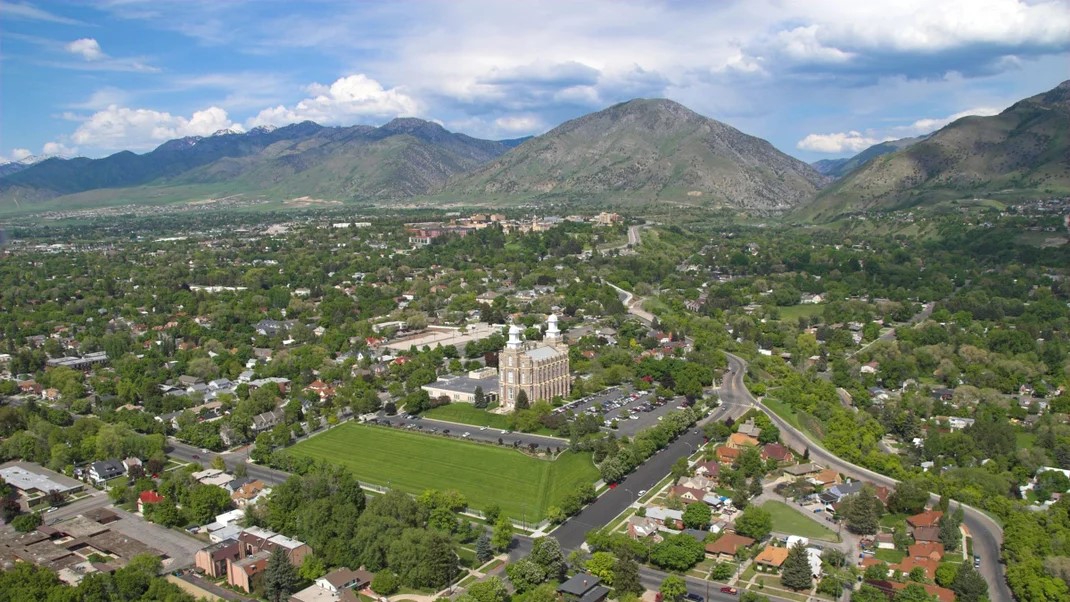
550 397 750 552
849 302 934 358
604 279 656 325
166 438 292 486
725 352 1013 601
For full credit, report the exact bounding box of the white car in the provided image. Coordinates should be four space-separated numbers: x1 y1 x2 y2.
637 490 648 497
480 426 488 431
462 432 471 438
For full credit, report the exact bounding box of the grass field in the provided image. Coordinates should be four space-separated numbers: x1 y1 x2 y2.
287 423 598 520
761 501 841 542
777 304 826 320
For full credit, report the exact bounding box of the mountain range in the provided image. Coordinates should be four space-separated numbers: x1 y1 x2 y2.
2 80 1067 219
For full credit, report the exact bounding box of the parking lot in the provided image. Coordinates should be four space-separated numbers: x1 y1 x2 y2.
372 413 567 451
554 384 692 436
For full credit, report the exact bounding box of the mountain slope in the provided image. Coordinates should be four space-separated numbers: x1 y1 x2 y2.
0 120 516 206
801 80 1070 221
443 99 828 213
811 135 927 178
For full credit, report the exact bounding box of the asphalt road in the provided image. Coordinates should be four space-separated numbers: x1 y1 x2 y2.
166 438 292 486
550 397 751 552
726 352 1013 602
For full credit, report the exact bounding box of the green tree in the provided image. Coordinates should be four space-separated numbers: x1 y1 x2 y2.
585 551 617 585
505 558 546 592
372 571 400 596
492 515 514 551
781 542 813 591
649 533 705 571
475 532 493 564
474 386 488 409
852 585 891 602
11 512 42 532
682 502 712 530
841 488 882 535
298 555 326 581
734 505 773 540
263 547 298 602
893 583 935 602
659 575 687 602
950 564 988 602
466 577 509 602
529 536 565 581
614 555 642 596
938 506 963 552
934 563 958 588
888 479 930 515
515 390 529 411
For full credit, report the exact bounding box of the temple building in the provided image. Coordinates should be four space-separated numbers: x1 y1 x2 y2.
498 315 570 411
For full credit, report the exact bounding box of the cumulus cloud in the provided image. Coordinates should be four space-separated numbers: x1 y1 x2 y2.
494 115 543 133
41 142 76 157
66 38 105 61
897 107 1002 135
1 148 33 163
247 74 420 127
68 105 240 151
797 131 890 154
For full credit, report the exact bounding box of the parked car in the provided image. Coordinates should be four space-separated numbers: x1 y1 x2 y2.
719 587 738 595
684 593 703 602
974 555 981 568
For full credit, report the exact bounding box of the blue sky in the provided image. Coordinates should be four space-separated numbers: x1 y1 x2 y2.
1 0 1067 163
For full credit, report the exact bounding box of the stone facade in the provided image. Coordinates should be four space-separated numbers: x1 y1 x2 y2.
498 315 570 411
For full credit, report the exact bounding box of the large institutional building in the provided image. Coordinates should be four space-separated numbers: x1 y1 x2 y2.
498 314 570 411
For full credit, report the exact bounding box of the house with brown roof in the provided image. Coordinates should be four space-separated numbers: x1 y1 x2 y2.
194 538 241 579
912 526 941 543
727 432 759 449
669 486 706 504
761 443 794 464
705 533 755 561
908 542 944 562
315 568 373 593
231 480 268 508
715 446 741 464
907 510 943 529
694 460 720 478
754 545 790 572
893 555 939 581
810 469 841 487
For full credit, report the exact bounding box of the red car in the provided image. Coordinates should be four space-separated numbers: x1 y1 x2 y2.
719 587 737 595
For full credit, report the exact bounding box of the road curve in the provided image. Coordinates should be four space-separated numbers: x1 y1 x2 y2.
724 352 1013 601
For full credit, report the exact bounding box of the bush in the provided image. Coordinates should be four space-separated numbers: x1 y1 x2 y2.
11 512 42 532
372 571 400 596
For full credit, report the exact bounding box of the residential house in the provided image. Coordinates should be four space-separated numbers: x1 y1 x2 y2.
874 533 895 549
645 507 684 529
754 545 790 572
223 526 312 592
705 533 755 561
761 443 794 464
907 510 943 532
231 480 269 508
678 475 713 491
715 446 741 464
557 573 610 602
136 491 163 514
252 408 286 433
669 486 706 504
194 538 241 578
306 380 335 400
228 551 270 593
88 460 126 484
912 526 941 543
727 432 759 449
315 568 373 593
819 481 864 505
122 457 142 473
626 516 663 542
736 418 762 438
694 460 721 479
810 469 842 487
783 463 821 478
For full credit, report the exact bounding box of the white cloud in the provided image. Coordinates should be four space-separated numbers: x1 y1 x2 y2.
897 107 1002 135
41 142 76 157
65 87 129 110
1 148 33 163
247 74 420 127
66 38 106 61
0 1 83 25
67 104 240 151
797 131 890 154
494 115 542 133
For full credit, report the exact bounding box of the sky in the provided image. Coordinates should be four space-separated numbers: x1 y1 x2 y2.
1 0 1068 164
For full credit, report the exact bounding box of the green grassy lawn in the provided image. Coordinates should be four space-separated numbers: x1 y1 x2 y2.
760 501 841 542
777 304 825 320
287 423 598 520
879 513 908 529
1016 432 1037 449
874 548 905 563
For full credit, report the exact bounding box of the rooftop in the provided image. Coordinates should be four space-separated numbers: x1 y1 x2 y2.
0 462 83 494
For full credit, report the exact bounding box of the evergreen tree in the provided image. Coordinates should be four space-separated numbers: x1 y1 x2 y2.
951 563 989 602
780 542 813 591
841 487 881 535
938 506 964 552
748 476 763 498
475 532 493 563
474 386 487 409
263 547 298 602
515 390 529 411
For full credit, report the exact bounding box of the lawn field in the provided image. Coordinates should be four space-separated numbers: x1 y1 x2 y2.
287 423 598 520
761 501 841 542
777 304 825 320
